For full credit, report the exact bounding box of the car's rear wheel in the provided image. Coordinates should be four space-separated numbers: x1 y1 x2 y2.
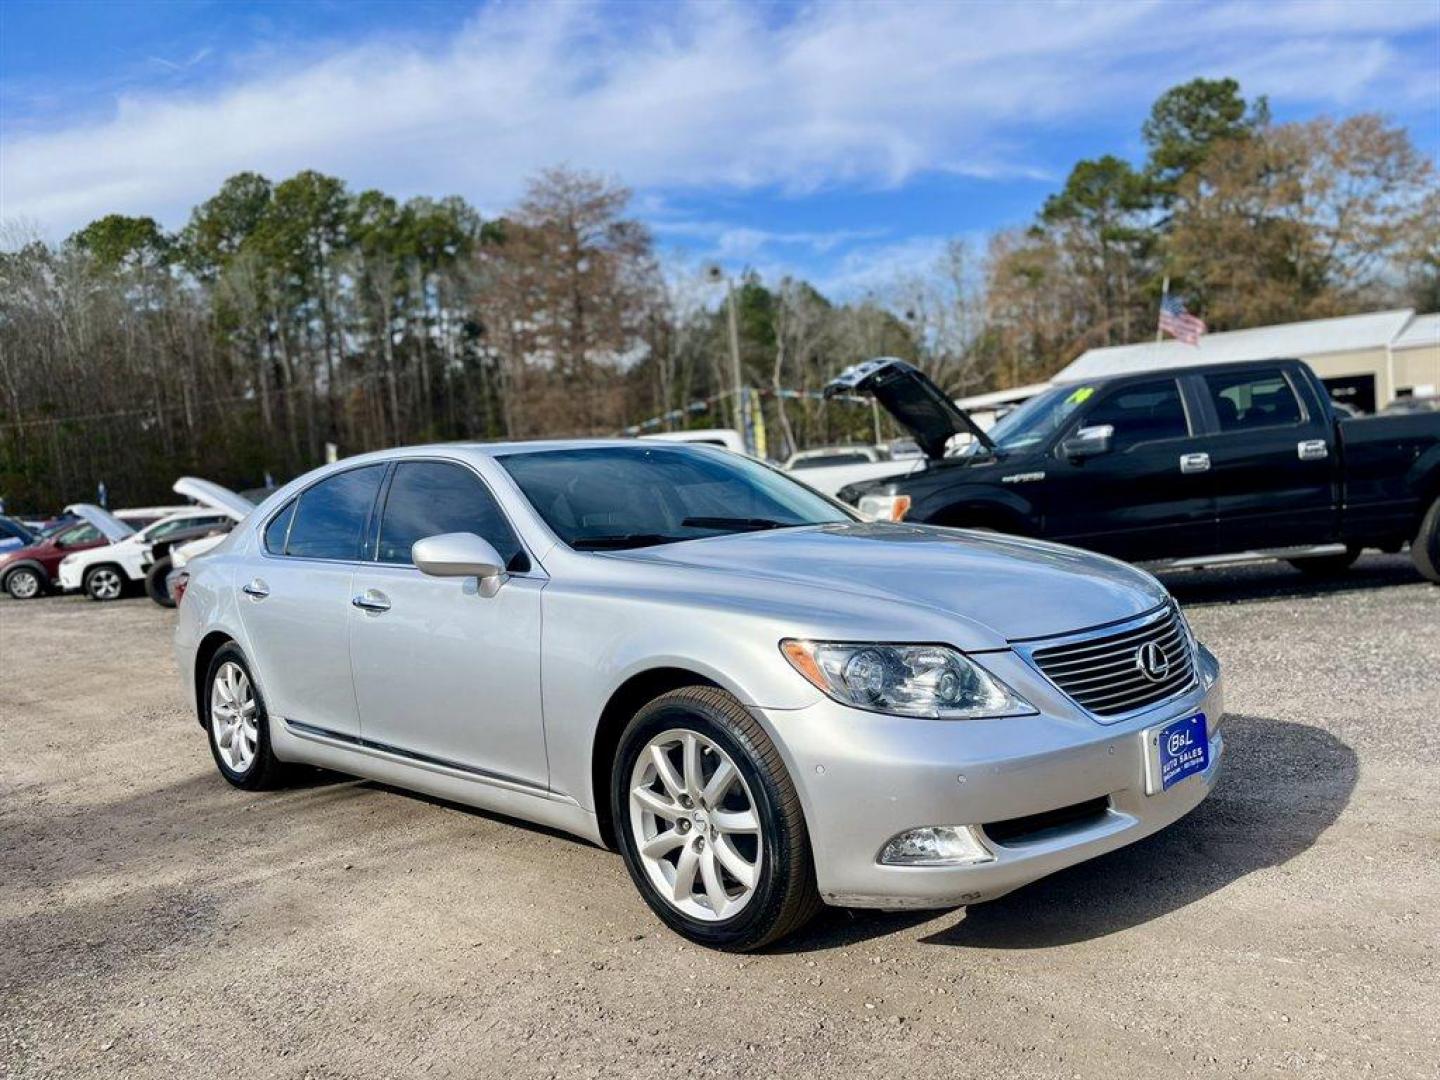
205 645 288 790
1413 496 1440 584
146 556 176 607
1287 546 1361 577
4 566 43 599
83 564 125 601
611 686 821 951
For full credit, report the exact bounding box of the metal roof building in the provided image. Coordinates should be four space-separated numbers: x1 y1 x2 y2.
1053 309 1439 412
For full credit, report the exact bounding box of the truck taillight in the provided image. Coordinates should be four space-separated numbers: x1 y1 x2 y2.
172 571 190 607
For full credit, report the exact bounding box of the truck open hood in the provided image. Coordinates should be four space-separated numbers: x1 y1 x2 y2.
172 477 254 521
63 504 136 542
825 358 994 459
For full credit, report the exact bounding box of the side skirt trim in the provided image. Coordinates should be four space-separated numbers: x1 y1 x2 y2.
283 718 555 799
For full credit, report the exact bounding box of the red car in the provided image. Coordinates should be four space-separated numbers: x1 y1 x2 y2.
0 506 153 600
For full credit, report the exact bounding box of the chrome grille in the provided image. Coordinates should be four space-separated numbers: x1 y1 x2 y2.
1029 606 1195 718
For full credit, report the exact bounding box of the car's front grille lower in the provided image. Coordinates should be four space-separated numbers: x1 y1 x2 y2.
1029 605 1195 718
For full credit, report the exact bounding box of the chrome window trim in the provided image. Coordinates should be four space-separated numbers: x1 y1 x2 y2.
254 454 547 580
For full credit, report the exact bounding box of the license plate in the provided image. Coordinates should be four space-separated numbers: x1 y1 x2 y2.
1145 713 1208 794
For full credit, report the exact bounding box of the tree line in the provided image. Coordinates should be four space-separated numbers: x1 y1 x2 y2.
1 78 1434 511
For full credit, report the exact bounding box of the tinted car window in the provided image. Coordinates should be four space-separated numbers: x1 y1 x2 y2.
284 466 385 560
146 514 228 541
1083 379 1189 450
377 461 525 569
500 445 851 549
1206 369 1303 430
263 499 296 555
792 453 871 469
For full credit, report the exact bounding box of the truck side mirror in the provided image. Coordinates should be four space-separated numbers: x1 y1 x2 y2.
1061 424 1114 461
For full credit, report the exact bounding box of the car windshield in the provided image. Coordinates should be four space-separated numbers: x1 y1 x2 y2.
974 384 1097 454
498 444 854 549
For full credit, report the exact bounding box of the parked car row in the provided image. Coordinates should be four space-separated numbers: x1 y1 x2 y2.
0 479 260 602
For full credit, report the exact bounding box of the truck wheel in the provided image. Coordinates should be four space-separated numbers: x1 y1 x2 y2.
1287 547 1361 577
146 556 176 607
1413 497 1440 584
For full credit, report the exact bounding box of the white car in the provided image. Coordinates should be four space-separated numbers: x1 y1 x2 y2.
58 478 252 601
783 444 926 498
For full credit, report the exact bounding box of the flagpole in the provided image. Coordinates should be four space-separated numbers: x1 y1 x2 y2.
1156 275 1169 343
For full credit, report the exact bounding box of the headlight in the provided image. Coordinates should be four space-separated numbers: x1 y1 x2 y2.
857 493 911 521
780 640 1036 719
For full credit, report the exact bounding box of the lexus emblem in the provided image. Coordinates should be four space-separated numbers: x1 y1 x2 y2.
1135 642 1170 683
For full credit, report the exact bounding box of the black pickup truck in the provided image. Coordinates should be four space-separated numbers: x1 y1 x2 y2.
829 357 1440 582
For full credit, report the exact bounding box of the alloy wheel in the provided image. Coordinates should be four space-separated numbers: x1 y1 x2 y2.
628 728 763 921
88 568 123 600
8 569 40 599
210 661 259 773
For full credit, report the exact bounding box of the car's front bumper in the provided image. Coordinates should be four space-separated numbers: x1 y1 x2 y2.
764 646 1225 909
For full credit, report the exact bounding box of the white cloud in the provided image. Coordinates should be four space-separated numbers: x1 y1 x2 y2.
1 0 1435 239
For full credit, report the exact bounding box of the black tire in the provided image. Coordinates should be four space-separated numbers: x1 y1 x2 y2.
4 566 44 600
83 563 128 601
1413 496 1440 584
1287 546 1362 577
203 644 289 790
145 556 176 607
611 686 822 951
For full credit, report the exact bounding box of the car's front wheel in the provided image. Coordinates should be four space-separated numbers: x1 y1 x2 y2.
205 645 288 790
1414 495 1440 584
612 686 821 951
83 564 125 601
4 566 43 600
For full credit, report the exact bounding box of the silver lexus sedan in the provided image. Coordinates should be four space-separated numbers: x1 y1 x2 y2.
174 441 1224 950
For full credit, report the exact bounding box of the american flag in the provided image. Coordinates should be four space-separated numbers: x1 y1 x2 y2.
1159 294 1206 345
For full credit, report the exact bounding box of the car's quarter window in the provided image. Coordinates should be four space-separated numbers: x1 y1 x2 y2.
263 499 296 554
283 465 386 560
498 444 853 550
1080 379 1189 451
1205 368 1303 431
376 461 526 569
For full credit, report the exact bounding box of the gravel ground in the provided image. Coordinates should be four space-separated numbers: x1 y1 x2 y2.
2 555 1437 1079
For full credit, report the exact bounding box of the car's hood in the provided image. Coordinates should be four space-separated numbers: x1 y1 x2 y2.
172 477 254 521
63 503 135 542
614 522 1167 644
825 357 993 459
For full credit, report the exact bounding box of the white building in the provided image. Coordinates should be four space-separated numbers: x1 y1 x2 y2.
1053 309 1440 413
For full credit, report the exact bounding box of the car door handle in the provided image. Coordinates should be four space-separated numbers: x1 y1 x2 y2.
241 579 269 599
1179 452 1211 474
1297 439 1329 461
351 590 391 613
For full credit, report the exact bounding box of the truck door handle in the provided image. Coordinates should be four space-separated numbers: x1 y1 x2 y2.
1297 439 1329 461
1179 452 1211 475
241 579 269 599
351 590 391 613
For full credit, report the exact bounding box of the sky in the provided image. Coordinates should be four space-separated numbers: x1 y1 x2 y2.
2 0 1438 296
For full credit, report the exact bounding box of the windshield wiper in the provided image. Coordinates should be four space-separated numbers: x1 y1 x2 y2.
681 516 793 532
572 533 688 550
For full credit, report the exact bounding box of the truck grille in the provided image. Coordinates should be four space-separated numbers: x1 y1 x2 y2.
1029 605 1195 718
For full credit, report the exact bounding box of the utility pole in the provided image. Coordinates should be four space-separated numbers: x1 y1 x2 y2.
708 264 748 449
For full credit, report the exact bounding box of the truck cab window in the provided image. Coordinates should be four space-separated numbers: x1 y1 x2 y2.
1081 380 1189 450
1206 370 1302 430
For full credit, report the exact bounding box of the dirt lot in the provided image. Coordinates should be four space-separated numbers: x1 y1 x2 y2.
2 556 1437 1079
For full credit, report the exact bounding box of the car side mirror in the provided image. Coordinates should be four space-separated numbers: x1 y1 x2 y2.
412 532 507 597
1061 424 1114 461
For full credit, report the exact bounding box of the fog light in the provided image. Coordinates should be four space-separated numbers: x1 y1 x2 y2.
879 825 993 866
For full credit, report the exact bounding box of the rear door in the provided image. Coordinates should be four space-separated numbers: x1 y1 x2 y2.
1042 377 1217 560
1193 366 1338 551
238 464 386 738
348 459 549 790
